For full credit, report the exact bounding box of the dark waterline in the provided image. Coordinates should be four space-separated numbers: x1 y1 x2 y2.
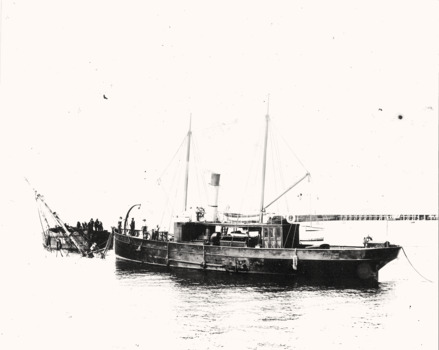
115 259 388 290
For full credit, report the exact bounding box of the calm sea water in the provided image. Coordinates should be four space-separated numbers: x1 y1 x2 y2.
1 221 437 350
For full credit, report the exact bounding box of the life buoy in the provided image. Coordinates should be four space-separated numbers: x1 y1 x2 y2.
286 215 296 224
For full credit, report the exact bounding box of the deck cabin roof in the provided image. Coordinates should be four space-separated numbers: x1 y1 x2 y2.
175 220 290 228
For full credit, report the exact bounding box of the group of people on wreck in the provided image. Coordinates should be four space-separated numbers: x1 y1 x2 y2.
76 218 104 232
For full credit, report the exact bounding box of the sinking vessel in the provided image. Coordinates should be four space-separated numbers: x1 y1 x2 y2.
114 113 401 284
28 180 113 258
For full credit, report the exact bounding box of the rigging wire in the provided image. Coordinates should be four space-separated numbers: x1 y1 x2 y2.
192 135 202 205
156 123 224 229
161 144 184 231
271 119 312 214
270 128 286 211
268 121 289 214
282 223 298 248
191 134 209 207
238 119 264 214
158 135 186 231
401 247 433 283
157 134 187 183
36 199 53 250
27 180 52 236
271 118 310 174
36 199 48 232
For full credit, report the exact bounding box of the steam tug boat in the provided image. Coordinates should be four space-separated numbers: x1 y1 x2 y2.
114 113 401 284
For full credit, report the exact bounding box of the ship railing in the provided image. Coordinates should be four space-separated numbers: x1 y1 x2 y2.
118 228 170 241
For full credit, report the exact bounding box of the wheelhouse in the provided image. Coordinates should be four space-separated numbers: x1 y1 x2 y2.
173 216 300 249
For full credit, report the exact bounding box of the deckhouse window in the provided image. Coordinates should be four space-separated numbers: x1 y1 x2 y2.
262 226 282 248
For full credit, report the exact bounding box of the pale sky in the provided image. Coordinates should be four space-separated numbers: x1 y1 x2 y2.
1 0 438 232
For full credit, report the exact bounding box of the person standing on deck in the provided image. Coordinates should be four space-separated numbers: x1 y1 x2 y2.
142 225 148 240
88 219 94 241
117 219 122 234
88 219 94 232
130 218 135 236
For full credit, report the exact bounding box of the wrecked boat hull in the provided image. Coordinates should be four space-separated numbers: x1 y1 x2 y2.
42 229 113 257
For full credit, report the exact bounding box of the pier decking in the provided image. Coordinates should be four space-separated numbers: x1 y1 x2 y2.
291 214 437 222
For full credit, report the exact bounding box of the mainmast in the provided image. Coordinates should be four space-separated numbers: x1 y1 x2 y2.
259 101 270 223
183 115 192 212
257 100 311 218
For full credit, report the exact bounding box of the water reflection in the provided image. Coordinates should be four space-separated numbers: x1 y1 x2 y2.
112 257 404 350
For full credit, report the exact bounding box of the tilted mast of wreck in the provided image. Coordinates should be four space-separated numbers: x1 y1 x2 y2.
25 178 89 255
33 192 87 255
183 115 192 212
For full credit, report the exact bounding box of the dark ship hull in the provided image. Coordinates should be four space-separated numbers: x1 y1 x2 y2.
114 220 401 285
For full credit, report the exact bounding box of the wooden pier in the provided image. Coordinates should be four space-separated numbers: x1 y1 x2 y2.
290 214 438 222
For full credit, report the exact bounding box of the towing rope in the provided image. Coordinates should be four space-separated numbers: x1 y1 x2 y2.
402 247 433 283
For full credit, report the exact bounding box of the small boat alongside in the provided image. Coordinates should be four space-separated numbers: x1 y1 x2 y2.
114 112 401 285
